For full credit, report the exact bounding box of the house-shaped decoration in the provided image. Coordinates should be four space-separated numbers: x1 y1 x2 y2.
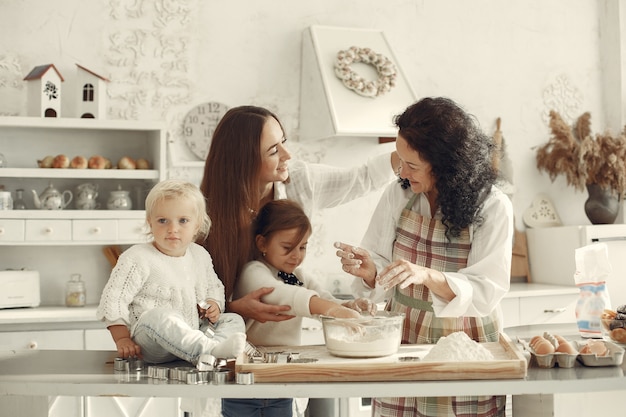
23 64 64 118
75 64 109 119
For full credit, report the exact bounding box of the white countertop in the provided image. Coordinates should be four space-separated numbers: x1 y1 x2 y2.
0 323 624 399
0 305 99 324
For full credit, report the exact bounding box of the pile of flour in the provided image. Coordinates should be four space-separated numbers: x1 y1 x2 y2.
422 331 495 361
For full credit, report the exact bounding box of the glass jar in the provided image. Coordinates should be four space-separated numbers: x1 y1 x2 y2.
0 191 13 210
13 189 27 210
107 185 132 210
65 273 86 307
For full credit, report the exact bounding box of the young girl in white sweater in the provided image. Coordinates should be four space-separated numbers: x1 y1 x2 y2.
96 179 246 365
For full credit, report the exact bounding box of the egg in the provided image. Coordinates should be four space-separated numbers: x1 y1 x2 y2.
530 336 555 355
579 340 608 356
555 337 577 354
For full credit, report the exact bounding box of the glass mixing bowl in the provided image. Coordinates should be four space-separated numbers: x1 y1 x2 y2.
321 311 405 358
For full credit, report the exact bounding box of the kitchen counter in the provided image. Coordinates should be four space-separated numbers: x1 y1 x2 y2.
0 306 102 331
0 323 624 399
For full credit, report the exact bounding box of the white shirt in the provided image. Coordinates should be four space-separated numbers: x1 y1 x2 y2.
96 243 225 334
234 260 340 346
353 183 514 319
275 152 395 217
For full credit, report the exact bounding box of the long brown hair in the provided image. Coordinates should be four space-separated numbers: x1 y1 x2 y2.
200 105 285 300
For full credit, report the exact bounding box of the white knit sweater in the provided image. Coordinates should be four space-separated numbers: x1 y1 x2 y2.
96 243 225 334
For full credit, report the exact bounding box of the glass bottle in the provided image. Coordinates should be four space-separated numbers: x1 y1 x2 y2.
65 274 86 307
13 189 27 210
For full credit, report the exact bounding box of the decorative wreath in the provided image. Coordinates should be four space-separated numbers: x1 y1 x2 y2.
334 46 398 98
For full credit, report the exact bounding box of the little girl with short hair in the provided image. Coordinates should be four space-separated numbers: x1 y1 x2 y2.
97 179 246 365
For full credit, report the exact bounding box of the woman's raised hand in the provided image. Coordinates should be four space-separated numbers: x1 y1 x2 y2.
334 241 377 288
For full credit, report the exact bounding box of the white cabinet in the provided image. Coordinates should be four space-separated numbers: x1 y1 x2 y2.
502 283 578 329
25 219 72 242
84 328 116 350
0 330 84 350
0 116 165 246
87 397 182 417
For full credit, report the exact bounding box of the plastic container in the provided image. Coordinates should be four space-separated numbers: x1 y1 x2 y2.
321 311 404 358
65 273 86 307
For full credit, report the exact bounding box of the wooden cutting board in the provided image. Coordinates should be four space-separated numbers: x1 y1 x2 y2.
236 333 527 383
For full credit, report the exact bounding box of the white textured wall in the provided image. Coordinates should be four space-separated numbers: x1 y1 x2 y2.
0 1 613 291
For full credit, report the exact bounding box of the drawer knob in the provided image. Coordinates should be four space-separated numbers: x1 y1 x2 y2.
28 341 38 350
0 227 4 235
44 227 53 235
92 227 102 234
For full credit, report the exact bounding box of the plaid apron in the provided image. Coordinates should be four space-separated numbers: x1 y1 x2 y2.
372 195 505 417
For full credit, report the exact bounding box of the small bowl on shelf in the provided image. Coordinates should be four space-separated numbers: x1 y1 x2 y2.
602 318 626 344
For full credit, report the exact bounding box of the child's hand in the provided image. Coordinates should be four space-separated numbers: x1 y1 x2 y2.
342 298 377 315
324 305 361 319
198 299 221 323
115 337 142 359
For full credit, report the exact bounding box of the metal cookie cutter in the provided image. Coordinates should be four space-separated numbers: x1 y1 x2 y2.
197 354 217 371
236 371 254 385
114 357 129 372
213 368 234 384
147 365 170 380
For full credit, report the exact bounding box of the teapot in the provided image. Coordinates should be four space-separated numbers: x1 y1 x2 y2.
107 185 132 210
75 183 99 210
31 182 73 210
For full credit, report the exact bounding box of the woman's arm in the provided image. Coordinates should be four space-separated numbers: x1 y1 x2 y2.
227 287 294 323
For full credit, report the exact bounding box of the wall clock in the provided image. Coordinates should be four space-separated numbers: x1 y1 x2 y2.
182 101 229 160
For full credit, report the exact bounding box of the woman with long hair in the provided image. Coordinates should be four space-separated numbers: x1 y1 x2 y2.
200 105 398 323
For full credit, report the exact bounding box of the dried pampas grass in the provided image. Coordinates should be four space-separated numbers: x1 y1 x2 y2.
535 110 626 195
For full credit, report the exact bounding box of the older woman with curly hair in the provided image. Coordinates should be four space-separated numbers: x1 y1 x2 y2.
336 97 513 417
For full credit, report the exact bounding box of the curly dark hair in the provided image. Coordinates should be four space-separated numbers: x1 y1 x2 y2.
394 97 497 238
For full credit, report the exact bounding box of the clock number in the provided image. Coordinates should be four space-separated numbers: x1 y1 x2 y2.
208 102 222 113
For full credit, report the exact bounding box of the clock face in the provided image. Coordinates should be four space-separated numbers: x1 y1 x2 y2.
182 102 229 160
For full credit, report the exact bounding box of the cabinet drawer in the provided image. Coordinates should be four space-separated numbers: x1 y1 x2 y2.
519 294 577 325
84 328 116 351
25 220 72 241
0 219 25 241
0 330 83 350
73 219 117 241
118 219 147 241
500 297 520 328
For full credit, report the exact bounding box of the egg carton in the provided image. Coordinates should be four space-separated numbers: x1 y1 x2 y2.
520 336 625 368
529 349 578 368
574 340 625 367
519 332 578 368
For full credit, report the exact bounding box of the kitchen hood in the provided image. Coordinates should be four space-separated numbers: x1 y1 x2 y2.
299 25 416 141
